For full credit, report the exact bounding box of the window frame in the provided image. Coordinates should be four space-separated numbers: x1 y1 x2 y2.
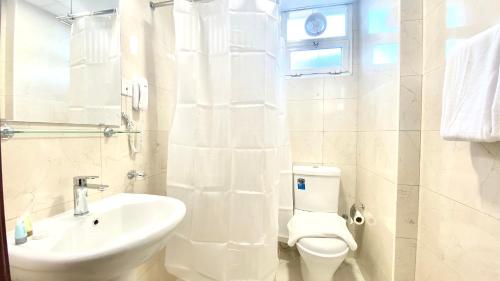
282 4 353 77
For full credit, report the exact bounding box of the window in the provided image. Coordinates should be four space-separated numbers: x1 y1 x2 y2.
372 44 399 65
282 4 353 77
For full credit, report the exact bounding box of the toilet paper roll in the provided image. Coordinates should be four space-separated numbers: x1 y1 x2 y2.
350 204 365 226
353 209 365 225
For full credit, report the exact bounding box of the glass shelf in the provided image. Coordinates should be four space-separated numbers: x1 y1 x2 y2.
0 124 140 140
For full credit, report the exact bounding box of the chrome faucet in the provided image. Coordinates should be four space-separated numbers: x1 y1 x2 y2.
73 176 109 216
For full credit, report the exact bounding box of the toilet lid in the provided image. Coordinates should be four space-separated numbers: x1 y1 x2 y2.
297 237 348 255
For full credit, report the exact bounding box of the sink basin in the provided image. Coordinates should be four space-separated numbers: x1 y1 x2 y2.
8 193 186 281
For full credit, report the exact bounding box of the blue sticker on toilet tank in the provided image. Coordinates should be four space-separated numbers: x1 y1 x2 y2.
297 178 305 190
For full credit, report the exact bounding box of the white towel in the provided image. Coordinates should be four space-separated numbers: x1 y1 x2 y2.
440 24 500 142
287 211 357 251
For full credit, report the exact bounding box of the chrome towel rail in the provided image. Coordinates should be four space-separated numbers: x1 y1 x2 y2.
0 124 140 140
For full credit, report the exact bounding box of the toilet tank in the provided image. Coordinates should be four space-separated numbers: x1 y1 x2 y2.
293 165 341 213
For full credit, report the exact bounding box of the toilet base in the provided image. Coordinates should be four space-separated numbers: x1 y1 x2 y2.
297 245 348 281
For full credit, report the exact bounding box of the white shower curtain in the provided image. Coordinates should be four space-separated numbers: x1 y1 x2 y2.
165 0 290 280
69 14 120 122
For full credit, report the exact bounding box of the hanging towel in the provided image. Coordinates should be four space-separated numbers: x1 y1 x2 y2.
440 24 500 142
287 211 357 251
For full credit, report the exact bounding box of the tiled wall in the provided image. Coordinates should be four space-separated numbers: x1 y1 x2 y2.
285 74 358 216
416 1 500 280
356 0 400 280
0 1 176 280
394 1 423 281
357 0 422 280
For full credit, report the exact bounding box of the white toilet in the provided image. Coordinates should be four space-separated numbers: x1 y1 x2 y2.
288 165 357 281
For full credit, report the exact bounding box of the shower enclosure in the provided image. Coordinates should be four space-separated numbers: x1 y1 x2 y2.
164 0 291 280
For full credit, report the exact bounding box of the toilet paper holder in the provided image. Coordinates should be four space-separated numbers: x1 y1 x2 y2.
349 203 365 225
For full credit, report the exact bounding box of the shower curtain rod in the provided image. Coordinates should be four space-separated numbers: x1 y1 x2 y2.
56 8 117 21
150 0 174 9
150 0 280 9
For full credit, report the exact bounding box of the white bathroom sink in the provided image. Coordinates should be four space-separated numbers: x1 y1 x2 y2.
7 193 186 281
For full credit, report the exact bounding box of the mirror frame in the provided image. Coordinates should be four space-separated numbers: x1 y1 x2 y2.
0 1 13 278
0 140 11 281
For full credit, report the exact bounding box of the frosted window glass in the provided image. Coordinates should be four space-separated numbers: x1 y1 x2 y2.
446 2 465 28
372 44 399 65
368 9 397 34
287 7 346 41
290 48 342 70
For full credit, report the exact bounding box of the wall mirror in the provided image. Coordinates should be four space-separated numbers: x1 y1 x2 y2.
0 0 121 126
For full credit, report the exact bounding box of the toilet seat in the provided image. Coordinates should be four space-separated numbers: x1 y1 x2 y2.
297 237 349 257
289 209 357 251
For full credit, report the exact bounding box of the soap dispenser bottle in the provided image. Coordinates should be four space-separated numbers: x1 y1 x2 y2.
14 219 28 245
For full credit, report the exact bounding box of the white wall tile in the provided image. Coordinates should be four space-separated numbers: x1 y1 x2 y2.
290 131 323 164
416 188 500 281
394 238 417 281
401 20 423 77
287 100 324 131
401 0 423 21
421 67 443 131
418 1 500 281
284 77 323 101
396 185 419 239
323 132 357 166
420 131 500 220
398 131 421 186
324 99 357 132
357 167 397 281
357 1 403 280
400 76 422 131
324 75 358 99
357 131 399 182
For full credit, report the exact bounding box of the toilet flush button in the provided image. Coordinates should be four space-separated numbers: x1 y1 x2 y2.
297 178 306 190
